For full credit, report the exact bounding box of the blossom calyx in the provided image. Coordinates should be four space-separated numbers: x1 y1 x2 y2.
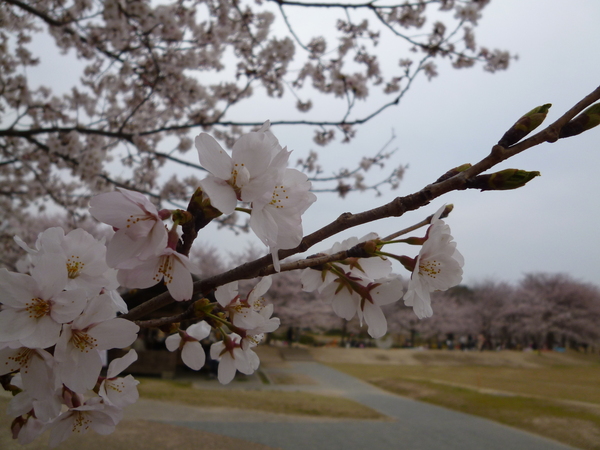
359 239 382 257
559 103 600 138
171 209 193 225
469 168 541 191
498 103 552 147
193 298 215 318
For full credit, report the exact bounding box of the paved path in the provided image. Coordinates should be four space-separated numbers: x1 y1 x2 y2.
134 348 575 450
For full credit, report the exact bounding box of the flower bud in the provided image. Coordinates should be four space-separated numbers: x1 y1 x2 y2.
559 103 600 138
435 164 472 183
498 104 552 147
469 169 541 191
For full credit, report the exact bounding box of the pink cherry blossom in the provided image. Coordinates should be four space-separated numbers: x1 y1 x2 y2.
89 188 168 267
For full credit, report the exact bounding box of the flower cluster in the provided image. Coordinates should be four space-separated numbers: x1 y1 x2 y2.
195 122 316 270
165 277 280 385
301 234 404 339
0 228 140 447
301 206 464 336
0 124 464 448
89 188 201 301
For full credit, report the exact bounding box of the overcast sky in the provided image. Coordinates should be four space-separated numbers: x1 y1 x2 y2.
213 0 600 287
22 1 600 287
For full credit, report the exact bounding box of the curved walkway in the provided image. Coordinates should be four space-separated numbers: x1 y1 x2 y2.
127 347 575 450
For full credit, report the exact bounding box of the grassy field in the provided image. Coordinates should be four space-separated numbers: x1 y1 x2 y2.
322 349 600 450
1 348 598 449
137 377 384 419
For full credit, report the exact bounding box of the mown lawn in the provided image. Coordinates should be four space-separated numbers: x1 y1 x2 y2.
137 377 384 420
329 361 600 450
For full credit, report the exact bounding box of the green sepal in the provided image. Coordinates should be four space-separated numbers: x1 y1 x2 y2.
559 103 600 138
498 103 552 147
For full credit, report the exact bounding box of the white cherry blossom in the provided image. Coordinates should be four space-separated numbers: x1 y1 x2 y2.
215 278 280 349
116 246 201 301
301 233 391 294
210 333 260 385
403 205 464 319
54 294 139 393
320 273 403 338
0 347 56 401
250 168 316 271
48 397 122 448
165 321 211 371
98 349 140 408
16 228 113 293
0 258 88 348
195 122 290 214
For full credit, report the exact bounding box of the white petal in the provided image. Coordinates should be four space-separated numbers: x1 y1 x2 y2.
217 354 236 384
199 176 238 214
165 334 181 352
181 341 206 370
371 276 404 306
165 256 194 301
195 133 233 179
107 349 138 378
362 302 387 339
89 318 139 351
215 281 238 307
186 322 211 341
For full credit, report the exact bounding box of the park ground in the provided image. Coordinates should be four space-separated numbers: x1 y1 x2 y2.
1 347 598 449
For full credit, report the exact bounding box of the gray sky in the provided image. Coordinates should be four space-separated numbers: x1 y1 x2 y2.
21 1 600 287
215 0 600 287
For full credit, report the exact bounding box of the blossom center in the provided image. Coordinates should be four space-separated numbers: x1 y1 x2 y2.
230 164 250 190
72 411 92 433
269 185 288 209
7 348 34 371
106 379 125 394
420 259 441 278
66 255 85 279
125 214 153 229
154 256 174 285
25 298 52 319
71 330 98 353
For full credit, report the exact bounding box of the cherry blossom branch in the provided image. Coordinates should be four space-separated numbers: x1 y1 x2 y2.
270 0 441 10
122 85 600 321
